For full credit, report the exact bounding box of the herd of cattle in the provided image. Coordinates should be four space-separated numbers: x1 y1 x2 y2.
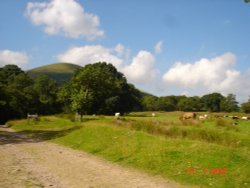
179 112 250 121
114 112 250 121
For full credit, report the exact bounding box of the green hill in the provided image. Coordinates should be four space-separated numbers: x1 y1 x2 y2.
27 63 82 85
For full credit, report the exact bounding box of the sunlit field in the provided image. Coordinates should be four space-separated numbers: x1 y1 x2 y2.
8 111 250 188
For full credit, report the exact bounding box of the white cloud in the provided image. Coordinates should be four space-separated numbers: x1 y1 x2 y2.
114 44 125 57
113 43 130 62
162 52 250 99
57 45 157 84
57 45 123 68
154 41 163 53
123 51 156 83
26 0 104 40
0 50 30 68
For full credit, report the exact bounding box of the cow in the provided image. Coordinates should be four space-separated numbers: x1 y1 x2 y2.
198 114 208 120
27 113 39 122
115 112 120 119
180 112 196 120
152 113 156 117
231 116 239 120
241 116 249 120
27 113 38 119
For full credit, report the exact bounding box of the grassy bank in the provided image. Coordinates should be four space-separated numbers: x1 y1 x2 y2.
8 113 250 188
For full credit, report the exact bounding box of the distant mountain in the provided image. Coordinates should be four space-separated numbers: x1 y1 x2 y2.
27 63 82 85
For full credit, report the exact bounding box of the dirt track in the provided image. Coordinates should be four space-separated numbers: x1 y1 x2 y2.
0 127 190 188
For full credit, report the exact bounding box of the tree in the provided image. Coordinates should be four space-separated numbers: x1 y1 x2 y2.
62 62 140 117
1 64 23 80
220 94 239 112
0 65 35 123
142 95 159 111
201 93 224 112
157 96 177 111
33 75 59 114
241 96 250 113
241 102 250 113
177 96 202 111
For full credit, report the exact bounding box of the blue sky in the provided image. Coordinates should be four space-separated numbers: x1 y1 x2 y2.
0 0 250 102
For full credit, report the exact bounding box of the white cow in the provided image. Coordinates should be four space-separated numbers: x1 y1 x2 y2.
152 113 156 117
241 116 249 120
198 114 208 120
27 113 38 119
27 113 39 121
115 112 120 119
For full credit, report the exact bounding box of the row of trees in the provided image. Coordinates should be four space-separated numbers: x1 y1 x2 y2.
142 93 241 112
0 63 141 123
1 62 250 123
0 65 59 123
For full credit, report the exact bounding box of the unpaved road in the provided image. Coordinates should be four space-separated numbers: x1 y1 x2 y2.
0 127 190 188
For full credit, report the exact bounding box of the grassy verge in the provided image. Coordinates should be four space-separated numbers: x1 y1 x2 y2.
8 114 250 188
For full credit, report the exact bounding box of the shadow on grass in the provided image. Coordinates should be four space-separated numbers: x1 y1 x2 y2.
0 126 82 145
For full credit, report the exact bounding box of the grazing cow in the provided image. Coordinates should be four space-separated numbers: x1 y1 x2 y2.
27 113 38 119
180 112 196 120
27 113 39 121
115 112 120 119
241 116 249 120
152 113 156 117
198 114 208 120
231 116 239 120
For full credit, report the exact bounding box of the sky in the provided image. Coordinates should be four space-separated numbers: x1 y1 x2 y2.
0 0 250 102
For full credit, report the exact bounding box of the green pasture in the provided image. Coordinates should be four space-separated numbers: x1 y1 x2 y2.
7 112 250 188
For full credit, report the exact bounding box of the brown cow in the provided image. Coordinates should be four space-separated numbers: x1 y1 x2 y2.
180 112 196 120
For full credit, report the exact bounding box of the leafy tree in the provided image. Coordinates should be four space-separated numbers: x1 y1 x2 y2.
0 65 61 123
177 96 202 111
201 93 224 112
116 83 142 113
62 62 140 117
241 102 250 113
241 96 250 113
220 94 239 112
0 68 38 122
1 64 24 80
33 75 59 114
0 65 31 123
142 95 159 111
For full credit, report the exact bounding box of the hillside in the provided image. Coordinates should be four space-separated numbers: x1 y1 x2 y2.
27 63 82 85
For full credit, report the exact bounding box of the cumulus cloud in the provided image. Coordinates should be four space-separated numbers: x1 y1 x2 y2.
57 45 157 84
26 0 104 40
114 44 125 57
162 52 250 100
0 50 30 68
154 41 163 53
57 45 123 68
123 51 156 83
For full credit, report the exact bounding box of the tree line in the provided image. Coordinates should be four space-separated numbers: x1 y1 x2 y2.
142 93 245 112
1 62 250 123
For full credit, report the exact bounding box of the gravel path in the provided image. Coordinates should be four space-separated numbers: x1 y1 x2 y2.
0 127 191 188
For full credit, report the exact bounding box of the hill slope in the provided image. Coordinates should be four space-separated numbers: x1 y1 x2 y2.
27 63 82 85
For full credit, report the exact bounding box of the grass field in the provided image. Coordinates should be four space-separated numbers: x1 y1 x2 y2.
7 112 250 188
